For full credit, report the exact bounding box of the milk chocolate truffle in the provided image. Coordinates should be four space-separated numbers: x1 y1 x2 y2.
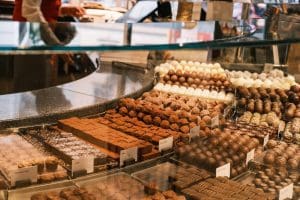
45 156 58 172
169 115 179 123
176 70 183 76
179 76 186 83
194 78 201 85
275 156 287 167
161 120 170 129
187 77 194 85
180 126 190 134
171 75 178 82
167 69 175 76
179 118 189 125
153 116 162 126
202 116 211 124
119 107 128 115
288 159 299 169
208 157 216 166
170 123 179 131
266 140 277 149
163 75 170 82
143 115 153 124
264 153 275 165
128 110 137 118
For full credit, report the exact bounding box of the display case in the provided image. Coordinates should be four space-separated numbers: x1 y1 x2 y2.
0 1 300 200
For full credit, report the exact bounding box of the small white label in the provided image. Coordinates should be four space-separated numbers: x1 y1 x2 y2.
211 115 219 127
72 156 94 176
263 134 269 147
159 137 173 152
120 147 138 167
189 126 200 142
278 122 285 133
10 166 38 187
246 149 255 165
279 183 293 200
216 163 230 178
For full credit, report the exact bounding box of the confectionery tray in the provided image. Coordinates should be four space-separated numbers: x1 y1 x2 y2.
132 162 179 191
132 160 213 192
7 180 75 200
235 163 300 200
73 172 146 200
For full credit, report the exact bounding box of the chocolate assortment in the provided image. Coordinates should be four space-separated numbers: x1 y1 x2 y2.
0 134 66 185
83 173 145 200
170 165 212 191
227 69 295 89
154 83 234 102
176 132 260 177
238 112 283 128
31 187 96 200
236 86 300 121
159 64 231 91
100 110 180 146
117 96 226 135
284 118 300 144
182 177 272 200
225 121 277 142
263 140 300 170
247 165 300 199
133 162 212 192
26 128 110 165
58 117 155 161
1 60 300 199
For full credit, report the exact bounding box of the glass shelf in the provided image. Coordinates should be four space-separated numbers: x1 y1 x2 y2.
0 19 299 53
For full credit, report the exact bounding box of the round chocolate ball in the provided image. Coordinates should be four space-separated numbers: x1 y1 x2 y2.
179 76 186 83
275 156 287 167
264 153 275 165
171 75 178 82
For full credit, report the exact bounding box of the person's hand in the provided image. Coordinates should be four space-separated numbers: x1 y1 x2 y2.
59 6 86 18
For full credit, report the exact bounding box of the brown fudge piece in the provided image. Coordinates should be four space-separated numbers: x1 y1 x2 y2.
58 118 153 159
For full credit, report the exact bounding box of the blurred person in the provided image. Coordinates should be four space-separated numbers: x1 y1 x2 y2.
13 0 85 23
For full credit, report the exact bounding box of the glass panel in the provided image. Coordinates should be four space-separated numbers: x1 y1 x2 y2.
0 19 298 53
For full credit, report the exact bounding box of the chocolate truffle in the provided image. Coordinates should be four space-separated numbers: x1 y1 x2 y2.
160 120 170 129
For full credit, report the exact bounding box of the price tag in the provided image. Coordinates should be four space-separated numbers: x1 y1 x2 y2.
246 149 255 165
189 126 200 142
120 147 138 167
11 166 37 187
216 163 230 178
159 137 173 152
211 115 219 128
278 122 285 133
263 134 269 147
72 156 94 176
264 63 274 73
279 183 293 200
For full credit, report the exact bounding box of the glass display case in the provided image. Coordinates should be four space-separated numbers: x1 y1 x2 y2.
0 1 299 200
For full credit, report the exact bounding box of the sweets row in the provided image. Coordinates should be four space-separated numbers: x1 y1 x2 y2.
155 61 300 144
28 161 299 200
0 60 299 200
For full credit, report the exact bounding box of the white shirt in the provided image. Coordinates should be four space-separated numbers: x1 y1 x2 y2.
22 0 47 23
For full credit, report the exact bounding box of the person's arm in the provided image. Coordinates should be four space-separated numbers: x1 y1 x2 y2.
21 0 46 23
